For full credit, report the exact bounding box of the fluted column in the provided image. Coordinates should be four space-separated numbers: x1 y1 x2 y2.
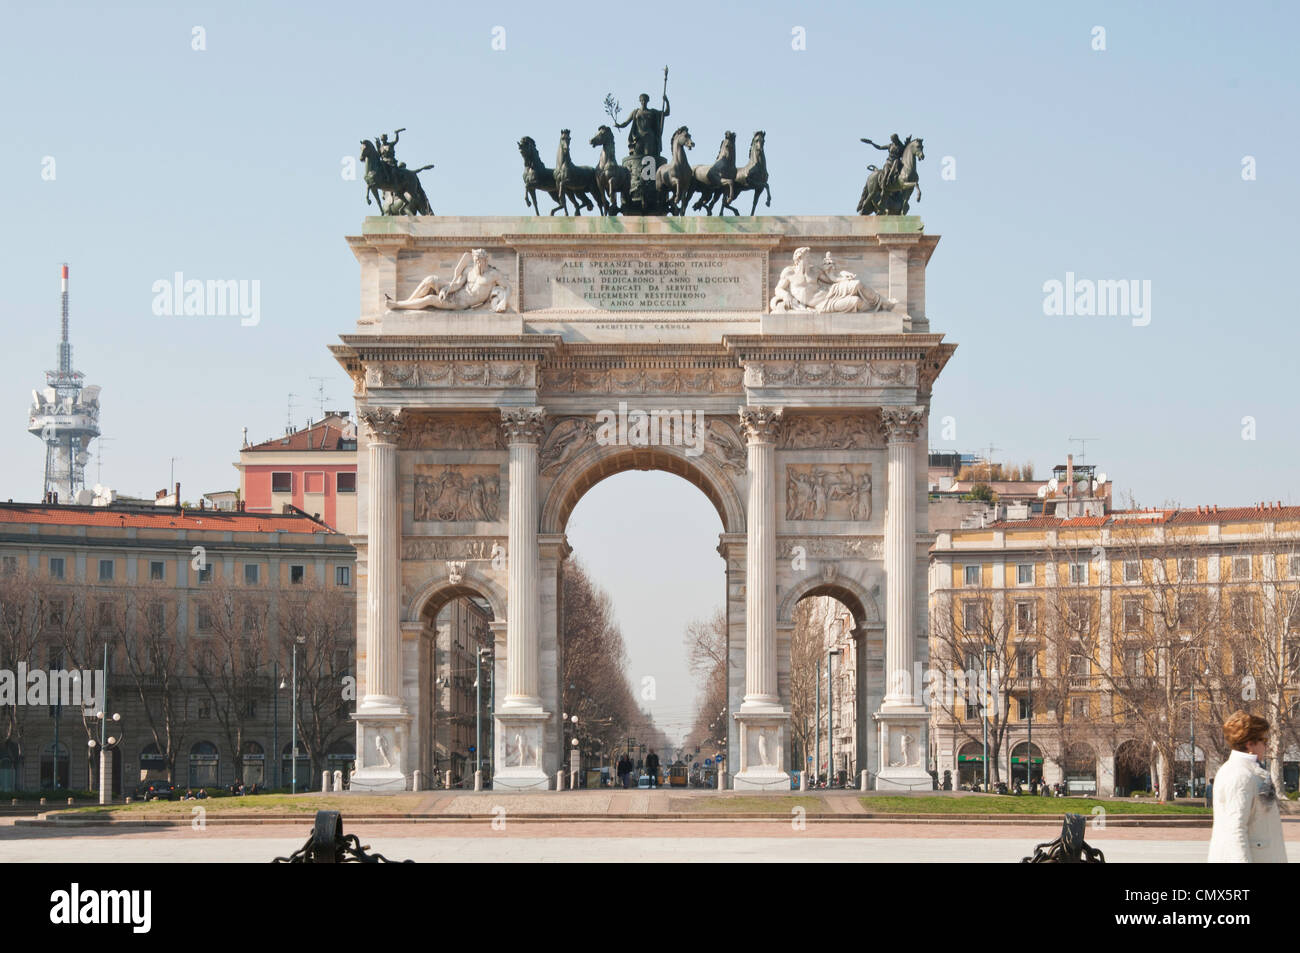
881 406 925 708
500 407 546 711
359 408 404 709
739 406 782 710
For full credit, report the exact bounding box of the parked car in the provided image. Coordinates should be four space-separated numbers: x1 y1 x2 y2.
135 780 179 801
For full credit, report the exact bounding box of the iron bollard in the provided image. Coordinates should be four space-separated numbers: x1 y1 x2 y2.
1021 813 1106 863
272 810 413 863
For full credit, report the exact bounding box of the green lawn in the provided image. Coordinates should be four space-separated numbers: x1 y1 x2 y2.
859 795 1210 815
676 796 828 813
57 793 430 816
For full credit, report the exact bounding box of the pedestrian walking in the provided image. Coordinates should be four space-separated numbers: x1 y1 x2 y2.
645 749 660 788
1205 776 1214 811
1208 710 1285 863
617 754 632 789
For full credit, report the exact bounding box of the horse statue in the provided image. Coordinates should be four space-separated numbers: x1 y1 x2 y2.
857 135 924 215
730 130 772 216
360 139 433 215
654 126 695 215
552 129 602 216
685 131 738 216
590 125 632 216
518 136 561 215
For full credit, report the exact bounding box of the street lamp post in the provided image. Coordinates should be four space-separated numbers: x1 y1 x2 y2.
272 661 280 789
285 636 305 794
815 666 821 784
982 644 990 790
1026 645 1033 793
828 648 841 786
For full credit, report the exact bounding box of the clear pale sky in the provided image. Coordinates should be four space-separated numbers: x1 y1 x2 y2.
2 1 1297 739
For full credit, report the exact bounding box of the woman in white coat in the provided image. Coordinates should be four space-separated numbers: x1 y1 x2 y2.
1207 710 1287 863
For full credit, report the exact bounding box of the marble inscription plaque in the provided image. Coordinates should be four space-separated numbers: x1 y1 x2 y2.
522 252 763 312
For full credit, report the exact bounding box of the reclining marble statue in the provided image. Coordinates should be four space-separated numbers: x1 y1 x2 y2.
385 249 511 312
769 247 901 313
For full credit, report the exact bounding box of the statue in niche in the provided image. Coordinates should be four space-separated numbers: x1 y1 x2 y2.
385 249 511 313
375 734 392 768
769 247 899 314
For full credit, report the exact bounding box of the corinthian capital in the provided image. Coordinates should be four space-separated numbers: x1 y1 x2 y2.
879 406 926 442
359 407 404 443
500 406 547 444
738 406 784 444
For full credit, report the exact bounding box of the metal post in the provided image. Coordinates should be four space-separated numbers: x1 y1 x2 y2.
475 650 483 776
291 641 298 795
98 643 109 803
52 697 61 791
815 667 821 784
982 645 989 790
272 661 279 789
1026 648 1033 793
827 651 834 786
1189 679 1195 800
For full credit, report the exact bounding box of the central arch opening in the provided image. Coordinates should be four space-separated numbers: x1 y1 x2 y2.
563 467 728 788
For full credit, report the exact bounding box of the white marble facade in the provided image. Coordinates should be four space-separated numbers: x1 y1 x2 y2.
333 216 954 791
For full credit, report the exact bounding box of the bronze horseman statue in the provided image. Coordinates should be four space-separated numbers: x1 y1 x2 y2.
857 133 924 215
360 127 434 215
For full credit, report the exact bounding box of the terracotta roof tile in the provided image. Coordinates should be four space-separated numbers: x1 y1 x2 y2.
0 504 335 534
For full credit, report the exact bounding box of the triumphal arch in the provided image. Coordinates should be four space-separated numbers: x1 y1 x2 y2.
332 215 954 791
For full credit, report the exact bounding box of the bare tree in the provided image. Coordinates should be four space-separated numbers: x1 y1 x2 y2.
683 609 728 760
0 567 53 785
191 583 272 785
277 583 354 781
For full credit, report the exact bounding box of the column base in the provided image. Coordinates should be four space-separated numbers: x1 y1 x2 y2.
872 708 932 792
350 710 411 792
732 711 790 791
493 710 551 791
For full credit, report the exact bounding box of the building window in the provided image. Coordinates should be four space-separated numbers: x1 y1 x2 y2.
196 700 212 720
48 557 65 580
242 606 259 634
335 565 352 587
150 560 165 581
96 601 114 629
337 472 356 493
147 602 165 636
1123 560 1142 583
1016 563 1033 586
1018 696 1033 721
1231 593 1255 631
271 472 292 493
98 559 114 581
1122 598 1144 632
1068 646 1090 680
1015 601 1036 634
197 606 214 633
1016 646 1036 677
1232 556 1252 580
1069 561 1088 585
1071 697 1089 719
198 563 213 583
1 556 16 575
189 741 219 787
290 564 305 585
1178 558 1196 582
244 563 259 585
1122 647 1144 677
962 600 984 632
1066 598 1091 633
48 600 65 627
963 565 980 587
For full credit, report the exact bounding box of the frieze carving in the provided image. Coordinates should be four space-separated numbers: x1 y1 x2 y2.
738 406 783 443
786 464 872 521
401 413 505 450
364 361 534 390
540 417 598 474
879 405 927 441
540 366 743 394
401 537 506 560
384 250 511 313
702 419 747 474
414 465 501 522
744 360 915 389
359 408 403 443
500 407 547 444
778 414 877 449
778 536 885 560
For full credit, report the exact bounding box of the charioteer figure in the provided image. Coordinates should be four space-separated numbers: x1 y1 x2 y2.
615 92 670 159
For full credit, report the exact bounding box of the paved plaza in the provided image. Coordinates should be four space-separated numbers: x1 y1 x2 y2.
4 816 1294 863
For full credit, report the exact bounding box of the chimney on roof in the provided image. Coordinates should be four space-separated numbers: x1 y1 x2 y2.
175 482 181 509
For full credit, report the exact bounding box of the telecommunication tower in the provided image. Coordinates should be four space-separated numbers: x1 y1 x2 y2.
27 264 101 503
